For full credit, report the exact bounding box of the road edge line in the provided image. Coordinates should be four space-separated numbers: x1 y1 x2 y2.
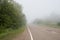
27 27 33 40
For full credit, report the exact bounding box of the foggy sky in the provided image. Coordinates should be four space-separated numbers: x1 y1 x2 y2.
15 0 60 23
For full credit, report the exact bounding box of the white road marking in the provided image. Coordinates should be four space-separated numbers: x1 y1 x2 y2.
27 27 33 40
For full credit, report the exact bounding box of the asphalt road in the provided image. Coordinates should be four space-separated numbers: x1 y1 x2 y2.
28 24 60 40
13 24 60 40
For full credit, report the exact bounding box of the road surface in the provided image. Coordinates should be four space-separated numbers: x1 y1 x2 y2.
13 24 60 40
29 25 60 40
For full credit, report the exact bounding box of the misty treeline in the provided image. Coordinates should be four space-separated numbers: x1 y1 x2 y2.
0 0 26 33
33 12 60 26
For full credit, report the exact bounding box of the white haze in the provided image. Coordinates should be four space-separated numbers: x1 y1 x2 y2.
15 0 60 23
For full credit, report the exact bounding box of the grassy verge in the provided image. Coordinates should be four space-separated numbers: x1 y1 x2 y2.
37 24 60 28
0 26 25 40
47 25 60 28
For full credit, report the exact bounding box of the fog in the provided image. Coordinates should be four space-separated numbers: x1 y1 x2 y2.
15 0 60 23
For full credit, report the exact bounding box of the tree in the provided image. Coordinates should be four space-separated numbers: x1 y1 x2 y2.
0 0 26 32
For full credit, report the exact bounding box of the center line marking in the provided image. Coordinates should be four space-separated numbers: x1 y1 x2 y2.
27 27 33 40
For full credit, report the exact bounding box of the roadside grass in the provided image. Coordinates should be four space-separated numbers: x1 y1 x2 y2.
47 24 60 28
37 24 60 28
41 24 60 28
0 26 25 40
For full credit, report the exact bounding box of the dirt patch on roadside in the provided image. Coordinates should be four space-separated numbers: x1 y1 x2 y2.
12 28 31 40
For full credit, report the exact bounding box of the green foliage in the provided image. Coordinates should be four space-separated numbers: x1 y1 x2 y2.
0 27 25 40
0 0 26 33
57 22 60 26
